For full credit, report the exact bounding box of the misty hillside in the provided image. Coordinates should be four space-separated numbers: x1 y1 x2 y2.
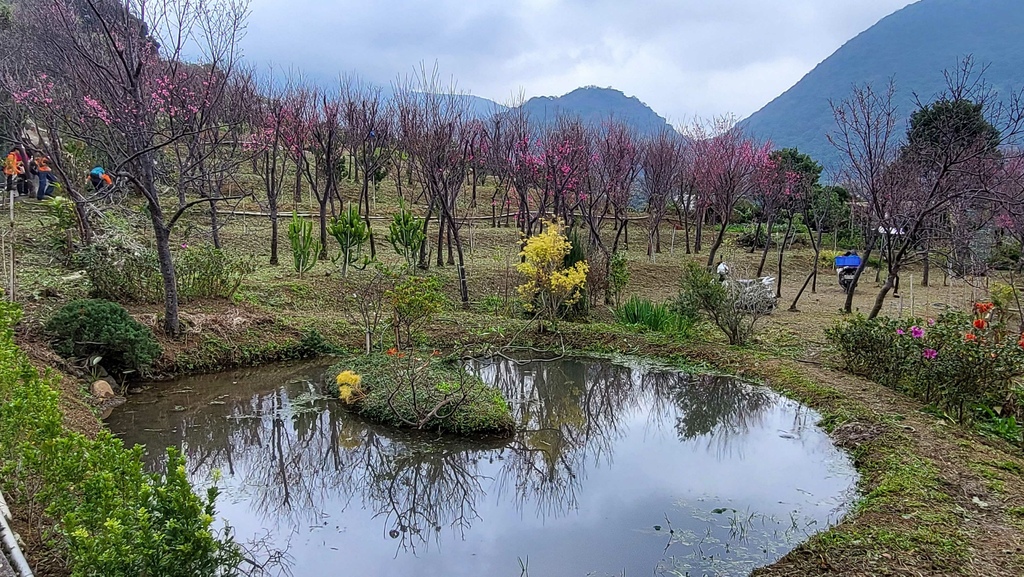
520 87 675 135
739 0 1024 172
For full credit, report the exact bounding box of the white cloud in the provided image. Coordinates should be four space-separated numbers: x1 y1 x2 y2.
241 0 917 119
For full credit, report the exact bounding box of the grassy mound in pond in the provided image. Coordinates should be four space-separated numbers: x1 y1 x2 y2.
325 353 514 436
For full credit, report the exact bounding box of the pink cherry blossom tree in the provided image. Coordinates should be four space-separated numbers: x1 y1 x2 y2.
14 0 250 335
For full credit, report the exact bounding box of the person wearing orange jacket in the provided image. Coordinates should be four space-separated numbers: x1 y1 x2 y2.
30 151 56 200
3 146 26 195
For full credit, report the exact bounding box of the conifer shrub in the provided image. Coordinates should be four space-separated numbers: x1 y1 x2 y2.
46 299 161 376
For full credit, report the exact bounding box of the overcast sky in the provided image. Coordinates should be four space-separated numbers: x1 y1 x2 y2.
242 0 917 123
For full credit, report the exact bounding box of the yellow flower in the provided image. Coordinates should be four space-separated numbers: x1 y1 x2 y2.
336 370 364 404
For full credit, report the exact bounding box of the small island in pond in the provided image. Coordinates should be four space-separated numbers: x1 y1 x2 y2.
325 351 514 436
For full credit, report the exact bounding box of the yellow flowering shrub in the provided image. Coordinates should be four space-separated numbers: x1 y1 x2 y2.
517 220 589 327
336 370 365 404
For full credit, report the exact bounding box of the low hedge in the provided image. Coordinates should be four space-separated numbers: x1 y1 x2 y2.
0 301 240 576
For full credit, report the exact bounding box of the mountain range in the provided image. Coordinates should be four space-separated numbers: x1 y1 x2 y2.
358 0 1024 166
739 0 1024 171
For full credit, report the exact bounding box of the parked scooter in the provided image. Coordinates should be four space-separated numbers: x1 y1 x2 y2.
835 251 861 293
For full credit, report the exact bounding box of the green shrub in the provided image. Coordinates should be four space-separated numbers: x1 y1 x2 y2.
678 262 771 346
74 241 163 304
388 275 446 348
386 201 426 270
288 212 319 277
325 353 513 435
327 205 372 276
45 299 161 376
176 244 255 300
41 195 78 257
614 296 695 337
826 308 1024 424
609 251 629 306
0 300 240 576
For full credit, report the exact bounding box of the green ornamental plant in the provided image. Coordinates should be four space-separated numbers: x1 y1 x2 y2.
327 205 373 276
0 300 241 576
288 212 319 277
387 275 446 349
826 302 1024 425
387 201 426 270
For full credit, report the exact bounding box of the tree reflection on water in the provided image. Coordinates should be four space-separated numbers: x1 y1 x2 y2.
118 357 782 555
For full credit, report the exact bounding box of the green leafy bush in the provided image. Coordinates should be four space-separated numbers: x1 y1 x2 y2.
0 301 240 576
41 195 78 257
614 296 695 337
74 239 163 304
678 262 771 346
45 299 161 376
826 306 1024 424
608 251 630 306
176 244 255 300
388 275 446 349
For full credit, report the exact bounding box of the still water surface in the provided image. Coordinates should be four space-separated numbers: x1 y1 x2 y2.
107 357 858 577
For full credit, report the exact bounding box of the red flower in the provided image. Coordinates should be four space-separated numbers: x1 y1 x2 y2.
386 347 398 356
974 302 995 315
965 333 977 342
973 318 988 330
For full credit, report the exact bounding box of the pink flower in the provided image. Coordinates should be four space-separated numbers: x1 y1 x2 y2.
896 328 905 335
927 318 936 326
910 326 924 339
923 348 938 360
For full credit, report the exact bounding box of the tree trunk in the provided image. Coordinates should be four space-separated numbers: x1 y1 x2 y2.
922 248 930 287
269 203 279 266
775 215 794 299
318 196 328 260
209 188 222 250
868 274 896 319
756 216 775 277
453 227 469 304
843 236 877 314
361 177 377 258
705 221 728 269
694 208 705 253
293 158 303 204
749 217 762 254
789 269 815 311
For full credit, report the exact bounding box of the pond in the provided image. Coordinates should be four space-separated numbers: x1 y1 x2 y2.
107 356 858 577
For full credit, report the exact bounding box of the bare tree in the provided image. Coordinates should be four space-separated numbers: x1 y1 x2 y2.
395 66 474 302
302 86 346 259
687 117 773 268
343 78 396 257
640 128 683 261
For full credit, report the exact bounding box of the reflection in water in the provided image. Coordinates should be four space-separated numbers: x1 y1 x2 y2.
109 358 857 577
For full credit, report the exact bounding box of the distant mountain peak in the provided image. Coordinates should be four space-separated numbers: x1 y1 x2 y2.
521 86 674 135
740 0 1024 171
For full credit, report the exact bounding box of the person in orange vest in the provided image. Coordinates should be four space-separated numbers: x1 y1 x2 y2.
30 151 56 200
3 146 26 195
